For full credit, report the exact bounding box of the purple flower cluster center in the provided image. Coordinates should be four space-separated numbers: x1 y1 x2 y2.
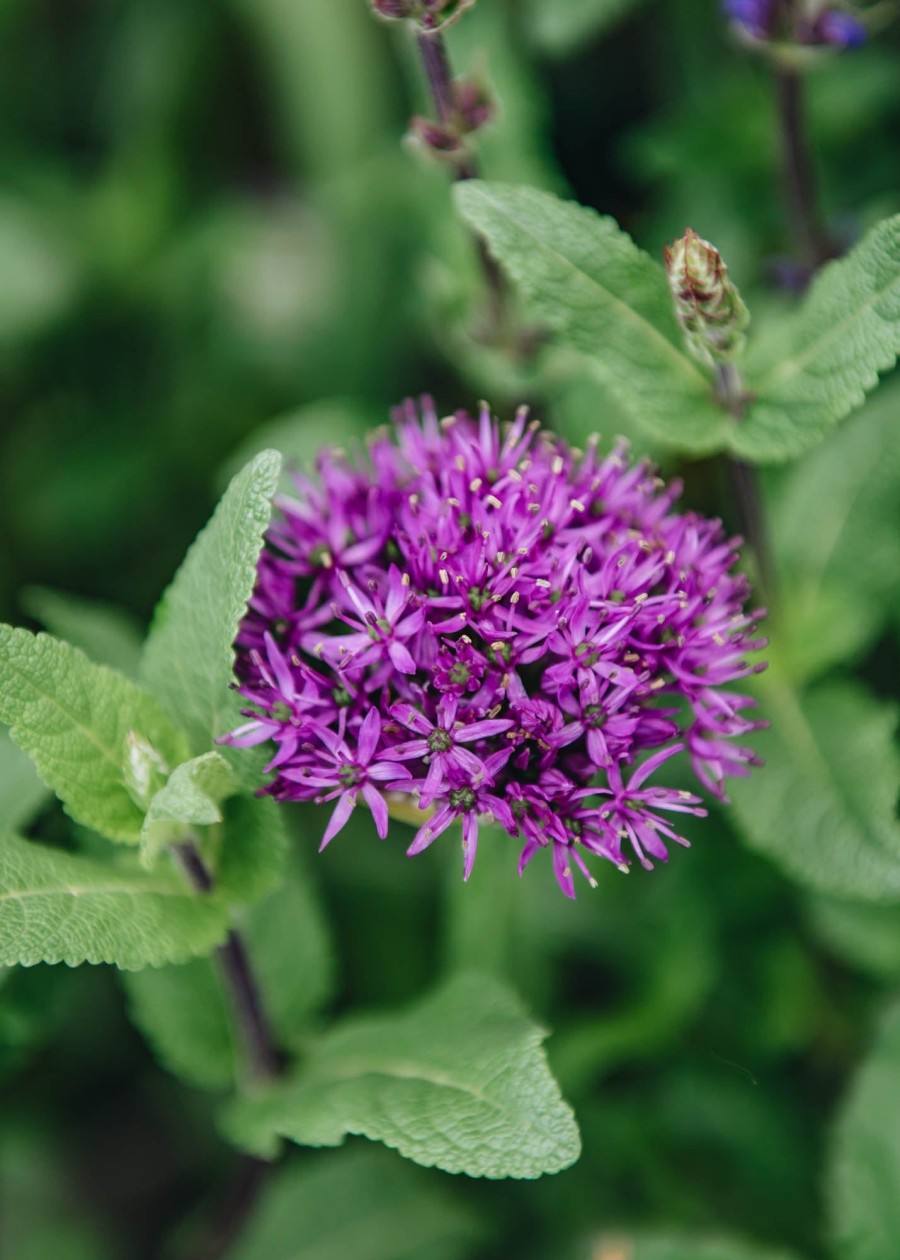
226 402 766 897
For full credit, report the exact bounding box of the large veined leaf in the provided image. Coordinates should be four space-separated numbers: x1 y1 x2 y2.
224 971 581 1178
123 847 331 1089
228 1148 484 1260
0 627 189 845
739 214 900 461
729 678 900 901
455 181 731 453
140 450 281 761
829 1000 900 1260
0 833 229 969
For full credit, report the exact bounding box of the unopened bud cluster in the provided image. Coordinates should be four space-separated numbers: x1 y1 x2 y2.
664 229 749 369
723 0 866 50
410 76 493 160
371 0 475 32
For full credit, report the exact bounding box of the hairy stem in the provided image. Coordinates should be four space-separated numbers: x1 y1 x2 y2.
775 64 831 270
173 839 280 1085
415 29 506 332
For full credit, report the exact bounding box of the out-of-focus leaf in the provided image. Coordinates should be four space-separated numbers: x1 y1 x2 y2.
598 1232 805 1260
224 971 581 1178
0 833 229 969
213 793 288 905
21 586 144 680
0 727 49 834
0 627 189 845
220 399 375 488
229 1148 485 1260
525 0 652 58
140 451 281 767
829 1000 900 1260
729 678 900 901
123 847 332 1089
807 895 900 981
739 215 900 462
455 182 730 453
0 197 83 343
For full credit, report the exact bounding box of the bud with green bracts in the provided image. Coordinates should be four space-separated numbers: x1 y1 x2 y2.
664 228 750 369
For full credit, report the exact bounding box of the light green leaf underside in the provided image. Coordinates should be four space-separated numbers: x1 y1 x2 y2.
124 847 333 1089
0 833 229 969
739 214 900 461
140 450 281 765
0 627 189 844
224 971 580 1179
0 728 50 834
729 679 900 901
455 181 730 453
141 751 237 866
20 586 144 680
525 0 652 57
829 1001 900 1260
228 1148 484 1260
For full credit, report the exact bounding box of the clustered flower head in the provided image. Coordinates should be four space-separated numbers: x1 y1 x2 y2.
723 0 867 48
225 402 766 897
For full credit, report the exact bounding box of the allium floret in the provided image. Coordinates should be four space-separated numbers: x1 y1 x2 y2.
225 401 766 897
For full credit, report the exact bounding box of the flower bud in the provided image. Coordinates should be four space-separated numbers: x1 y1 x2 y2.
123 730 170 809
408 115 464 160
664 229 749 368
722 0 867 49
369 0 475 30
454 76 494 134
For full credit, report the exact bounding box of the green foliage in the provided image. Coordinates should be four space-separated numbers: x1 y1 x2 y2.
626 1236 805 1260
141 751 237 865
729 679 900 901
220 399 375 488
829 1001 900 1260
0 833 229 969
20 586 144 680
225 972 581 1178
740 215 900 461
212 793 289 904
455 181 731 453
140 450 281 762
524 0 652 57
0 728 49 834
0 627 189 844
228 1148 485 1260
123 848 333 1089
807 895 900 981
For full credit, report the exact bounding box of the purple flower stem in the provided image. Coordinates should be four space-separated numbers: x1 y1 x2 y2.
415 29 506 332
173 838 281 1086
716 362 777 609
775 64 832 271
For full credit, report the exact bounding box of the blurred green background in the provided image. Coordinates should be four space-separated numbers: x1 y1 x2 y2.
1 1 898 1257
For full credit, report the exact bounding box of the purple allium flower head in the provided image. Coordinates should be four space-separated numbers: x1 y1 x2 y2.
224 401 766 897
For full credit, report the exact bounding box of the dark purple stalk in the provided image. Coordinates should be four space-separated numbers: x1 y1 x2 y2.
775 64 832 270
173 839 280 1085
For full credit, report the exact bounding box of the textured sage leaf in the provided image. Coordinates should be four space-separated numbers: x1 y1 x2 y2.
729 678 900 901
0 627 190 845
525 0 653 57
0 833 229 969
0 728 49 834
140 450 281 762
739 214 900 461
455 181 730 453
224 971 581 1178
771 383 900 681
123 848 333 1089
829 1000 900 1260
21 586 144 680
228 1148 484 1260
141 751 237 866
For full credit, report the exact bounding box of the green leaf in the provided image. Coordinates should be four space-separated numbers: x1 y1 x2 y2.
0 627 189 844
123 846 333 1089
0 728 49 834
0 833 229 969
829 1000 900 1260
729 677 900 901
624 1235 805 1260
739 214 900 461
141 751 237 865
455 181 730 453
224 971 580 1178
140 450 281 762
525 0 652 57
20 586 144 680
213 793 289 905
219 399 374 488
807 895 900 981
771 383 900 681
228 1148 484 1260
